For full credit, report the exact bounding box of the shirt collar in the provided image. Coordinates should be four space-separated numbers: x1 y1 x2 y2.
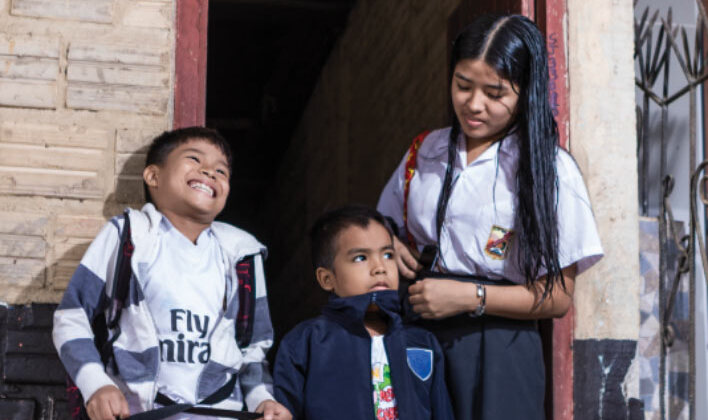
418 127 519 163
458 130 519 167
158 213 214 246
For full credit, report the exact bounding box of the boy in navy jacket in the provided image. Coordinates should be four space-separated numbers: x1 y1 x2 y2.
273 206 454 420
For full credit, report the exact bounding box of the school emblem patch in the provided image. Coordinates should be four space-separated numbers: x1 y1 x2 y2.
485 225 514 260
406 348 433 381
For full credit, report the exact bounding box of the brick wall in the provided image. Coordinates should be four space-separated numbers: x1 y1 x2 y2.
264 0 461 334
0 0 175 305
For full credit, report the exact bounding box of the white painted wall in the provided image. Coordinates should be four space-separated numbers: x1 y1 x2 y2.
567 0 641 404
568 0 640 340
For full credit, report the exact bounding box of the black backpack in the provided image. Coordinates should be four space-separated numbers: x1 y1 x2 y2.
66 212 263 420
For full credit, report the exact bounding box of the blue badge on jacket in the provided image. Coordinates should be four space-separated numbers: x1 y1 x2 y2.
406 348 433 381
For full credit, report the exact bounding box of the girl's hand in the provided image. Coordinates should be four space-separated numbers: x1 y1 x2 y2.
408 279 476 319
392 236 421 280
255 399 292 420
86 385 130 420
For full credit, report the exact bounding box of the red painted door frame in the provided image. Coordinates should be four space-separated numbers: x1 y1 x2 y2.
536 2 573 420
174 0 209 128
174 1 573 418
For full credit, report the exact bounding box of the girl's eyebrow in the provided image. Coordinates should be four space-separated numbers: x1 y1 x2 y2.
453 72 473 83
454 73 507 90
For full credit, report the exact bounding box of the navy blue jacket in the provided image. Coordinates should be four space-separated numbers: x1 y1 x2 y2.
274 290 454 420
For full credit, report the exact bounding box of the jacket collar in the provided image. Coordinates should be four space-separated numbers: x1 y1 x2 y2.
322 290 402 335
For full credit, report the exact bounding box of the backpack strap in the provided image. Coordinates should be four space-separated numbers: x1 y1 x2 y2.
66 211 134 420
102 211 134 366
403 130 430 249
133 375 263 420
236 255 257 348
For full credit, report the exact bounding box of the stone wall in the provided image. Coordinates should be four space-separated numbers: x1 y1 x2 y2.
0 0 175 304
263 0 461 333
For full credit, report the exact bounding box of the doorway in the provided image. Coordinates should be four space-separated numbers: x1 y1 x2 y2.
188 1 573 419
204 0 356 337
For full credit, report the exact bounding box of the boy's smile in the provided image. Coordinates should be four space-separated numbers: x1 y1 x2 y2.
316 222 398 298
143 138 231 227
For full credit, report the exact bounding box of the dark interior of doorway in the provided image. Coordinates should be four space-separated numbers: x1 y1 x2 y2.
205 0 356 342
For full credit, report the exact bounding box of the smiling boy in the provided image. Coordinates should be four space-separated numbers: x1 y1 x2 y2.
53 127 290 420
273 206 454 420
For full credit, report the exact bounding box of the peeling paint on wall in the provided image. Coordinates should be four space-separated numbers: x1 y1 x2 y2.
575 339 644 420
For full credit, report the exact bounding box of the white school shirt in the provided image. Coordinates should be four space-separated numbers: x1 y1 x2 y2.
141 217 227 409
377 128 603 284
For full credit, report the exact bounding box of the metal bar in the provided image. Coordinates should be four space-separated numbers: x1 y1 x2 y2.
663 18 692 81
690 162 708 284
662 180 688 326
652 25 667 81
683 27 694 76
663 26 671 100
635 4 708 419
635 79 665 106
694 13 701 76
688 85 697 420
665 72 708 105
659 104 668 420
688 160 708 420
642 94 650 215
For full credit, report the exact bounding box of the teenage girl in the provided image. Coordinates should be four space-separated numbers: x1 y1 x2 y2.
377 14 603 420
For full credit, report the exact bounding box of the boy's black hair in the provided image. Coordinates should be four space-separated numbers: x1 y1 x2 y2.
309 205 393 270
143 126 232 203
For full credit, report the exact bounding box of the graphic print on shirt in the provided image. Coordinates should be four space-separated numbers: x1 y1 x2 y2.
159 309 211 364
485 225 514 260
371 336 398 420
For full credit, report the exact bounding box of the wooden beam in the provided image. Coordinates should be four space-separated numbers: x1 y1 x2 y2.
538 0 569 149
522 0 535 20
537 1 573 420
210 0 354 12
174 0 209 128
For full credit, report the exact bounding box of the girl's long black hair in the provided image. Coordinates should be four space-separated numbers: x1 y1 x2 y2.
438 14 563 298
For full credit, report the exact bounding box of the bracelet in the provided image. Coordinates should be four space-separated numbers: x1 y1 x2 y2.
469 284 486 317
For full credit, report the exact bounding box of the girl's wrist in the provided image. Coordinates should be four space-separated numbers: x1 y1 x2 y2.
465 282 482 313
470 283 487 316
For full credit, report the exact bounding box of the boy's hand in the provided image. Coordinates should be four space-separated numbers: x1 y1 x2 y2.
86 385 130 420
255 399 292 420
